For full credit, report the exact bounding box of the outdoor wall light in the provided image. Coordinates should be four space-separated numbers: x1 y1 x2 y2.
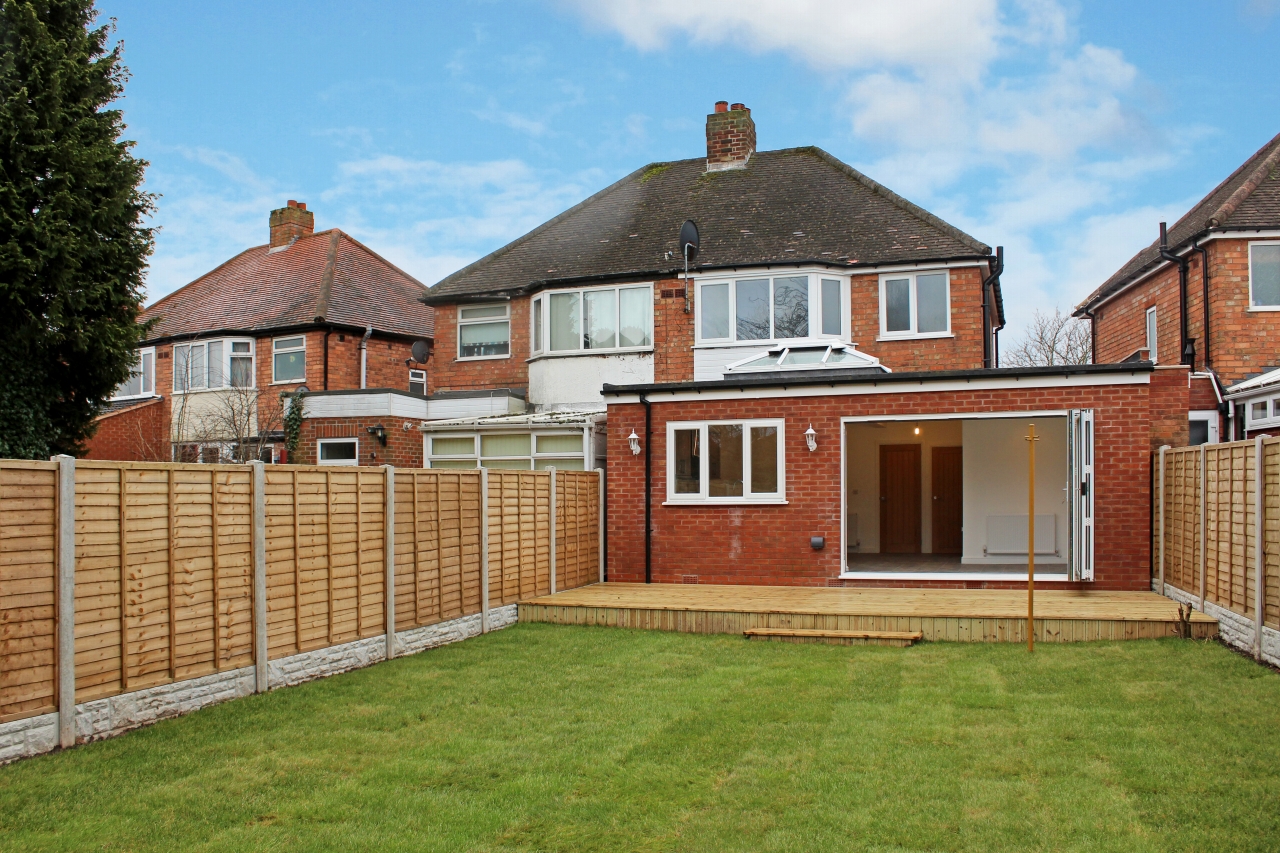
914 426 921 435
366 424 387 446
628 430 642 456
805 425 817 452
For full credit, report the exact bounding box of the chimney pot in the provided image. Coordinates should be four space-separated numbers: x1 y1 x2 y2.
269 202 315 248
705 102 756 172
714 100 728 113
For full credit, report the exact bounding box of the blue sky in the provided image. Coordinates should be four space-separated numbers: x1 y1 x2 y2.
96 0 1280 340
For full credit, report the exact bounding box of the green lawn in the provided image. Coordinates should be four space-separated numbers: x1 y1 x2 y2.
2 626 1279 853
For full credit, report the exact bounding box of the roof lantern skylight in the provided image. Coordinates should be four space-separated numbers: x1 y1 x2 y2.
723 340 888 374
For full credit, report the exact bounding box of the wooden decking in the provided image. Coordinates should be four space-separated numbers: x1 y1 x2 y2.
518 583 1219 643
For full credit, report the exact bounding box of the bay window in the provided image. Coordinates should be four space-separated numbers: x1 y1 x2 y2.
113 347 155 399
666 419 785 503
533 284 652 354
174 339 255 392
879 270 950 338
458 304 511 358
1250 243 1280 309
696 273 847 343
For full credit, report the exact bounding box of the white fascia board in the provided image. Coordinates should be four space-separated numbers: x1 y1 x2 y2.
303 393 431 420
1225 366 1280 399
605 371 1149 406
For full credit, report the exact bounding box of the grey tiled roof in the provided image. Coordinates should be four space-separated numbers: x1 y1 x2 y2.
1077 131 1280 314
424 147 992 304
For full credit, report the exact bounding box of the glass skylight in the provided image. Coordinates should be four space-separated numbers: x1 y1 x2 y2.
722 341 887 374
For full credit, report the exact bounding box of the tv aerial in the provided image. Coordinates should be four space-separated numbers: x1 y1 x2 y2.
679 219 699 313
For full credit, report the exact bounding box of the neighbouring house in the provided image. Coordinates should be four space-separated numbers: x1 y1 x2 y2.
84 202 435 466
1074 131 1280 444
420 101 1186 589
419 100 1006 473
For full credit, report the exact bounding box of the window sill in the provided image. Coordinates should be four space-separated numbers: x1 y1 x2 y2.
1247 306 1280 312
527 347 653 362
174 387 258 395
269 379 304 386
876 332 954 342
692 338 848 350
455 354 512 362
662 498 789 506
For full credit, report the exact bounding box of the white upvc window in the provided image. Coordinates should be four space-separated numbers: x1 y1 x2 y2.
458 304 511 359
531 283 653 355
1188 410 1219 446
1244 394 1280 430
317 438 359 466
1249 242 1280 309
174 339 255 393
665 419 785 504
878 270 951 339
1145 306 1158 363
113 347 156 399
425 431 588 470
272 336 306 383
696 273 848 345
409 369 427 396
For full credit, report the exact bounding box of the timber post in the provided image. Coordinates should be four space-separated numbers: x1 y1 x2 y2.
1255 436 1265 661
596 467 605 584
1158 445 1168 595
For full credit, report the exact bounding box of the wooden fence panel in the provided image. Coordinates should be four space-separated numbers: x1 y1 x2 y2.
0 462 58 721
0 460 601 724
1159 438 1278 631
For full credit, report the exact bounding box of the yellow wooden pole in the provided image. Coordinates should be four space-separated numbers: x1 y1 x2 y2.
1026 424 1040 651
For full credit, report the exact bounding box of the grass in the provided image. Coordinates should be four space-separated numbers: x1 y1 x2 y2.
2 626 1279 852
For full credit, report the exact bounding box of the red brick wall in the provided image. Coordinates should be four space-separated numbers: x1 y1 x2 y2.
850 266 987 371
298 417 423 468
429 302 530 394
654 277 694 382
1093 239 1280 387
1149 366 1191 450
606 378 1155 591
84 398 168 461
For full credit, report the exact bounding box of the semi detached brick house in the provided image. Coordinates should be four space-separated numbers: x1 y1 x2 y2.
85 202 436 466
1075 130 1280 445
424 101 1191 590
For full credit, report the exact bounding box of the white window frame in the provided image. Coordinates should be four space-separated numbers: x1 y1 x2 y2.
424 430 590 470
1145 306 1158 363
317 437 360 466
694 272 850 347
878 270 952 340
1188 410 1219 445
1243 394 1280 430
425 433 479 469
408 369 427 396
530 283 654 356
112 346 156 400
532 431 589 470
457 303 512 361
174 338 257 393
270 335 306 384
664 418 786 505
1249 240 1280 311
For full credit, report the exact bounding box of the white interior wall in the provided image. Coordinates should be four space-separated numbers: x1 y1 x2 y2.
961 417 1068 564
844 420 963 553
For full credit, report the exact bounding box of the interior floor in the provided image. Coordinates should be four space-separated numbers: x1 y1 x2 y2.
843 553 1053 575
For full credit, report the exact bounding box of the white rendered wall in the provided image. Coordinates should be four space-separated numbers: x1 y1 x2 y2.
528 353 653 410
961 417 1068 565
844 420 963 554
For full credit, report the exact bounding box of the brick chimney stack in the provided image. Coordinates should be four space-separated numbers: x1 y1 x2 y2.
706 101 755 172
269 200 314 248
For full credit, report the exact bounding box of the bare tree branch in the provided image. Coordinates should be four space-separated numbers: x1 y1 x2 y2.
1002 307 1092 367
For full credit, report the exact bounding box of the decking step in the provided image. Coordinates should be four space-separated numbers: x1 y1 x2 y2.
743 627 924 647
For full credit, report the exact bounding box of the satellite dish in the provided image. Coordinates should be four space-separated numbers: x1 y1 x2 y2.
411 340 431 363
679 220 699 261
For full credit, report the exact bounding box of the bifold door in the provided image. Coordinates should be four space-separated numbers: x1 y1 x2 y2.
1067 409 1095 581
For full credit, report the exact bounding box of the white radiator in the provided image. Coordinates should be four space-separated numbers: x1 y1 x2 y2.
985 515 1056 555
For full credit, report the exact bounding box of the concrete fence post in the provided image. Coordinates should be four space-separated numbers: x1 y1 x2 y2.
1158 445 1168 595
549 467 557 596
1255 436 1265 662
383 465 396 659
1199 444 1207 611
480 468 490 633
54 455 76 749
251 461 268 693
596 467 605 584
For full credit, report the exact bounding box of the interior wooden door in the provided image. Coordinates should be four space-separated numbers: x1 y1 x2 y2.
879 444 921 554
931 446 963 554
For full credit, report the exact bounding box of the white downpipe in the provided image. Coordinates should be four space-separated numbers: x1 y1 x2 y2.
360 325 373 389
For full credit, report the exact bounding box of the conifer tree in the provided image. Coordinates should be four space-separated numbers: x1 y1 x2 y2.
0 0 153 458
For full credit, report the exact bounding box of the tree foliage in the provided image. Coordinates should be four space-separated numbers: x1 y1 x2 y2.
0 0 153 458
1002 307 1092 368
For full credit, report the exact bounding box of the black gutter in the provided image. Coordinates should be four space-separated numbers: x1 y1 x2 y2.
1082 308 1098 365
1191 239 1211 370
602 361 1153 397
1160 222 1195 368
981 247 1003 369
422 255 994 306
640 392 652 584
139 322 428 349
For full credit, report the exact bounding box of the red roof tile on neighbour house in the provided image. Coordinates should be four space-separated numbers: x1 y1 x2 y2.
140 229 433 342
